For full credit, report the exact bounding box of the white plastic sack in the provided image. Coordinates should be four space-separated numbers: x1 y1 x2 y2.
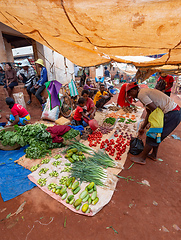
41 97 60 122
13 92 26 109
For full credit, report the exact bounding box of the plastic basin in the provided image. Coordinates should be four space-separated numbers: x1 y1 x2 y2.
88 119 99 131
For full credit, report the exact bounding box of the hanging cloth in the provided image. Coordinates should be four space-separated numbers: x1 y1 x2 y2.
45 80 62 110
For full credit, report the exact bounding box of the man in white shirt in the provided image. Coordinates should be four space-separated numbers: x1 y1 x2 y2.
126 82 181 165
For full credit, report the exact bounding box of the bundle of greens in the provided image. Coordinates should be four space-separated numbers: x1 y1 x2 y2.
104 117 116 125
0 124 63 159
70 159 106 186
88 151 116 168
65 140 93 154
62 128 80 140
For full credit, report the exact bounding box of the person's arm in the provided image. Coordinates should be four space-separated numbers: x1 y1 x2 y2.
106 89 113 98
138 102 157 135
88 106 96 118
164 81 173 91
10 69 18 83
10 115 19 126
81 112 90 121
38 68 47 86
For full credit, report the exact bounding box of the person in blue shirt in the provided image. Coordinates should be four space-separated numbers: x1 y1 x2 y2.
29 59 48 105
104 66 110 78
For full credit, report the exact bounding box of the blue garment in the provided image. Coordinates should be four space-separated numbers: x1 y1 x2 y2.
69 125 84 135
37 67 48 86
9 114 30 126
104 70 110 77
0 147 36 201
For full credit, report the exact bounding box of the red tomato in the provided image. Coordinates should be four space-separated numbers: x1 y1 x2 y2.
115 157 119 160
105 139 109 143
89 143 93 147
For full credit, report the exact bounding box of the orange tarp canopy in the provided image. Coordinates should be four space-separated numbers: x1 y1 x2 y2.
0 0 181 67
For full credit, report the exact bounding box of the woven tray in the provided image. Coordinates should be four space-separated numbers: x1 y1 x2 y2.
0 126 21 151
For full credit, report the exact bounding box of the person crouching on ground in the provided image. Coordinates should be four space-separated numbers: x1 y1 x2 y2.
29 59 47 106
3 63 18 97
126 82 181 165
93 83 113 111
73 97 90 126
5 97 31 126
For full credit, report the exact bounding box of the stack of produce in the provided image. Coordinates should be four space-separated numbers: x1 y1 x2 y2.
0 124 63 159
65 148 86 163
62 128 80 141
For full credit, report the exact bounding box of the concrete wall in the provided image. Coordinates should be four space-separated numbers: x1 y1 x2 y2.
43 46 75 84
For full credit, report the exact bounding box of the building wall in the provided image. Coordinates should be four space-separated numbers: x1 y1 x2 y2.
43 46 75 84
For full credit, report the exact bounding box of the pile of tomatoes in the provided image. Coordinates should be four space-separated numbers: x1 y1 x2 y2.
88 131 103 147
100 137 130 160
88 130 130 161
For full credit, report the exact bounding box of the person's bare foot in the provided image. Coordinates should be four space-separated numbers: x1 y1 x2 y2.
147 153 157 161
130 156 146 165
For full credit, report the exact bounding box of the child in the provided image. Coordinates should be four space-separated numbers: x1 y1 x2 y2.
5 97 31 126
73 97 90 126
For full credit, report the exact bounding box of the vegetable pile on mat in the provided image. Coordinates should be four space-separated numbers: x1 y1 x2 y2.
62 128 80 140
0 124 63 159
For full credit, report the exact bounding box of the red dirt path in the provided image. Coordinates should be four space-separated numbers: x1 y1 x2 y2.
0 90 181 240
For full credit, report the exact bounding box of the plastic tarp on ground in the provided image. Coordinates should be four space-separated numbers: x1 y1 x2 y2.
0 147 36 201
1 0 181 67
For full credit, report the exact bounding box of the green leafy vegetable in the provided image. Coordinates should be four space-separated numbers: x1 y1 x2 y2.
62 128 80 140
104 117 116 125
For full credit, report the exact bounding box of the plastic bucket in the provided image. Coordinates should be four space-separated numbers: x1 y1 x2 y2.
88 119 99 131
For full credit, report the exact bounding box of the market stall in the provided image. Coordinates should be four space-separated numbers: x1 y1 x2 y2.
25 106 143 216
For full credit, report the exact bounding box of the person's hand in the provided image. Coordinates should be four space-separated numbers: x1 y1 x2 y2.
90 113 94 119
138 128 145 136
34 85 39 89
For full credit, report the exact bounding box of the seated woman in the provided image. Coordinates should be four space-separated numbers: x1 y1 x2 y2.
81 90 96 126
117 83 133 107
83 78 98 99
3 63 18 97
5 97 31 126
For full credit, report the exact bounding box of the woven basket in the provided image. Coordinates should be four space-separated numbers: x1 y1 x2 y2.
0 127 21 151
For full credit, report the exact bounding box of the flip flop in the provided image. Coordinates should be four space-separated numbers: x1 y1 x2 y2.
147 154 157 161
130 157 146 165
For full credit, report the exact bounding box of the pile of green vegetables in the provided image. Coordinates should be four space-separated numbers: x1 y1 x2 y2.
0 124 63 159
62 128 80 141
125 119 136 124
104 117 116 125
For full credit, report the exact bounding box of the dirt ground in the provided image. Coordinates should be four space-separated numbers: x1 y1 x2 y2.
0 88 181 240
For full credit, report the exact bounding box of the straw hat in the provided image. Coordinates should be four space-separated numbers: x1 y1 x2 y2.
35 59 44 67
21 59 30 67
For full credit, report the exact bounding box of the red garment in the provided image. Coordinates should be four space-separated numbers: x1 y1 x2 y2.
46 125 71 143
117 83 133 107
157 75 174 92
73 105 83 121
86 97 95 112
172 105 180 111
11 104 29 117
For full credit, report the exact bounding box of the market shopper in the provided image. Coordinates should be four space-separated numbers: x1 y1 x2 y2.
117 83 133 107
18 59 37 104
29 59 47 106
83 78 98 98
126 82 181 165
3 63 18 97
156 72 174 97
5 97 30 126
82 90 96 126
73 97 90 126
93 84 113 111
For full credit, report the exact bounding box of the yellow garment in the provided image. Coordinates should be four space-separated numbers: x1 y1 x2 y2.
25 114 31 121
93 91 108 105
147 107 164 143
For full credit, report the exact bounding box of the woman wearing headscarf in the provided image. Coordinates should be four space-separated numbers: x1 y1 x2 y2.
5 97 30 126
117 83 133 107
